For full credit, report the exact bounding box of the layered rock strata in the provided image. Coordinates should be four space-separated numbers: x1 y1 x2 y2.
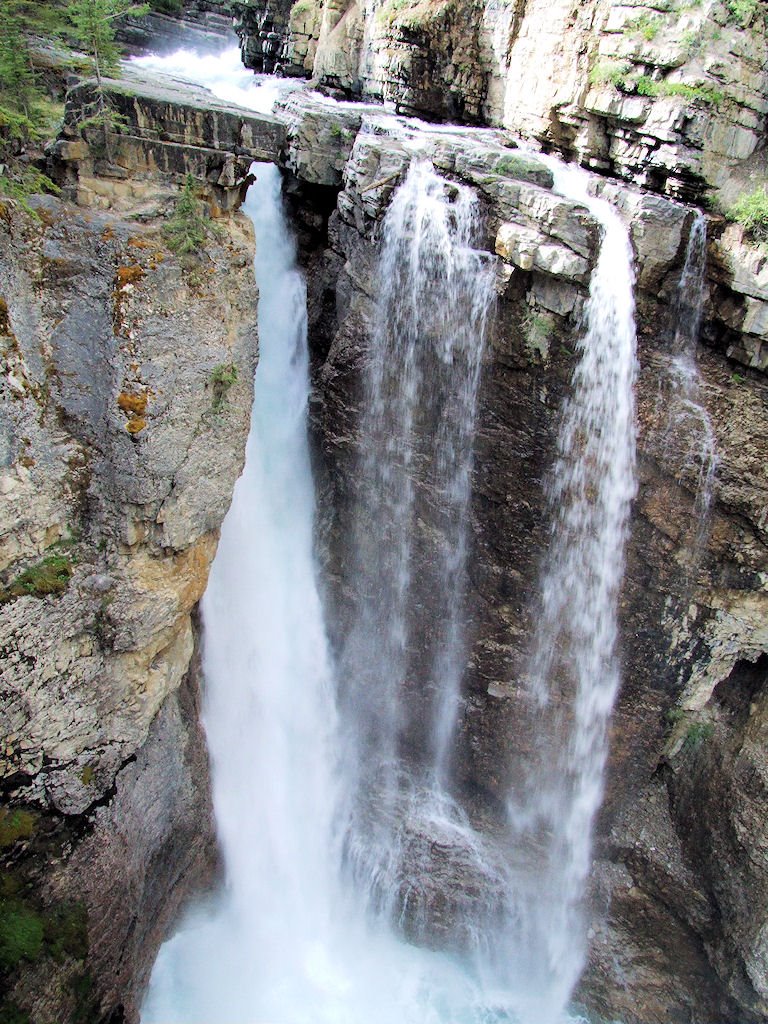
237 0 767 204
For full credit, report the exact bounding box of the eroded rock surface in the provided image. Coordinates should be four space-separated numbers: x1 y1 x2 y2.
0 120 258 1019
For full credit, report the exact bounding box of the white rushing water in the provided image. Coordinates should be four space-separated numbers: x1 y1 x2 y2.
338 157 501 950
660 212 717 552
501 159 639 1023
138 49 511 1024
137 47 638 1024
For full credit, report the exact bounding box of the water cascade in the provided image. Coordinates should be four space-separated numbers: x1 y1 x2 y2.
138 47 640 1024
339 160 497 926
501 160 639 1024
139 51 511 1024
659 212 717 553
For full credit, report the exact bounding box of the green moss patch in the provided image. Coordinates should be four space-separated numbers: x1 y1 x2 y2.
0 900 44 971
0 811 35 849
0 554 73 604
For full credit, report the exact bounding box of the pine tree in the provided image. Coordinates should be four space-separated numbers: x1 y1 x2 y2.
65 0 149 158
0 3 38 114
66 0 150 82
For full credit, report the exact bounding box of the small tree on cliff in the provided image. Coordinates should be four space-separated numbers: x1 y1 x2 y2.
66 0 149 156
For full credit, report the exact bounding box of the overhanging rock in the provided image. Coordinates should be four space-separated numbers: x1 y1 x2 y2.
50 65 287 213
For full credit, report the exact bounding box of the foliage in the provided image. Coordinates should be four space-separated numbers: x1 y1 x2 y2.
0 811 35 849
0 901 44 971
522 311 553 362
210 362 239 412
626 11 662 40
0 1003 31 1024
149 0 182 11
727 0 760 26
682 720 714 751
635 75 724 104
730 186 768 242
0 554 73 604
163 175 214 255
66 0 150 79
589 60 631 89
0 165 60 216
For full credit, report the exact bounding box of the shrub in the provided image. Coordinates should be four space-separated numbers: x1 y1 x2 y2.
589 60 631 89
0 902 44 970
683 720 714 751
727 0 759 26
209 362 238 412
163 174 218 258
730 186 768 242
0 810 35 849
635 75 724 105
626 12 662 40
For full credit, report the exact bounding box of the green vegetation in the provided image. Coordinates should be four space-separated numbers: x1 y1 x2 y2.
149 0 182 11
635 75 724 105
727 0 760 26
0 1003 31 1024
730 185 768 242
0 891 88 982
665 706 685 726
210 362 239 412
626 11 662 40
0 811 35 849
589 60 631 89
164 174 219 258
0 902 44 971
66 0 150 79
0 554 73 604
0 2 65 211
66 0 149 156
683 720 714 751
522 311 553 362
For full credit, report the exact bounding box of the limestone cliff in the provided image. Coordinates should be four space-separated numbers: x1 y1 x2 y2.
0 70 268 1024
236 0 766 203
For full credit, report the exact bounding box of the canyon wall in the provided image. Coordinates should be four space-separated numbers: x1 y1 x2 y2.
1 5 766 1021
236 0 766 203
277 95 768 1023
0 69 283 1024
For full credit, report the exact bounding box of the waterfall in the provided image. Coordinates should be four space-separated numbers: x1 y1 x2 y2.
141 152 345 1024
136 47 641 1024
339 160 497 926
660 212 717 553
138 50 516 1024
500 160 639 1024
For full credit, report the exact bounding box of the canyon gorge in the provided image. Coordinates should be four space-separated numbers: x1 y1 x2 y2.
0 1 767 1023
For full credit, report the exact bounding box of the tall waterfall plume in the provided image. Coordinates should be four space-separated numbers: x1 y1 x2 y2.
339 159 497 927
501 160 639 1024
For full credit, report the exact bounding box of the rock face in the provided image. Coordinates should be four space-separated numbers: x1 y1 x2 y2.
0 72 260 1023
118 0 237 56
50 65 285 214
277 96 768 1023
237 0 767 203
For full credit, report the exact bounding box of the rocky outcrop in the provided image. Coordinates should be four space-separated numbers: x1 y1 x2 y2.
49 65 285 213
277 95 768 1023
0 70 261 1022
118 0 237 57
237 0 767 205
